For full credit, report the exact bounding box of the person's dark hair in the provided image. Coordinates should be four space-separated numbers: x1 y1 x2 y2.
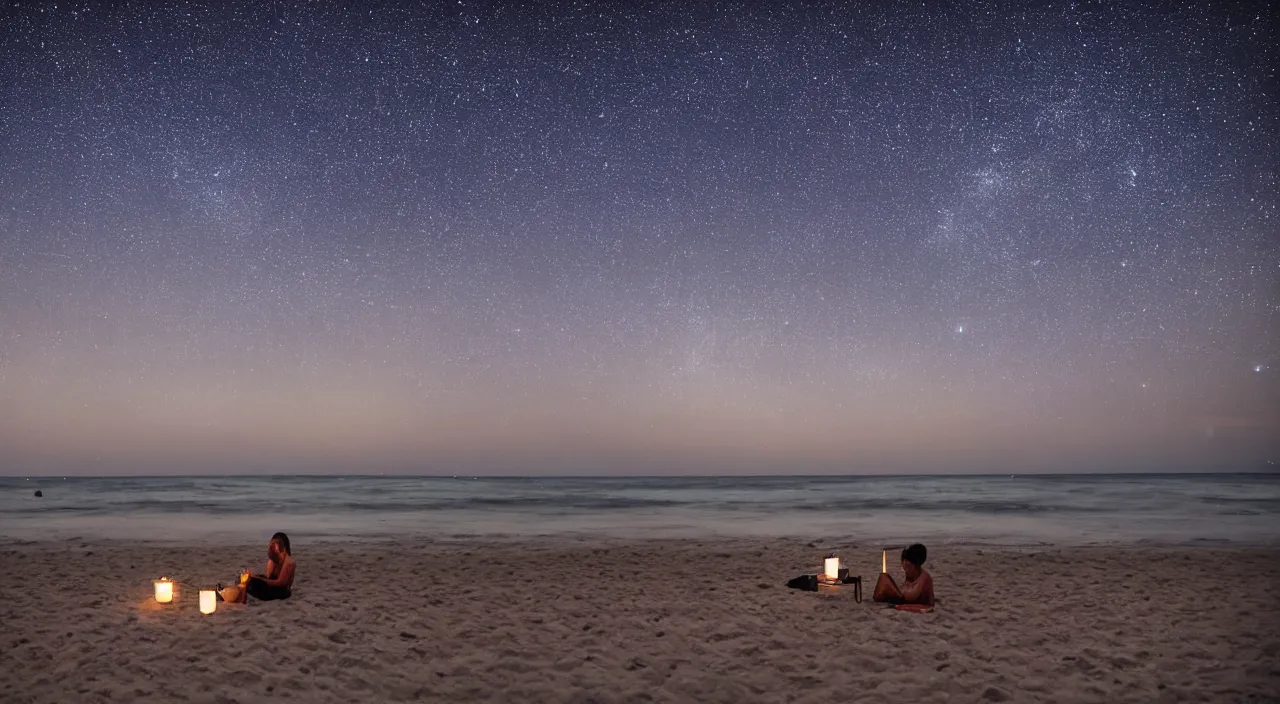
901 543 927 567
271 532 291 556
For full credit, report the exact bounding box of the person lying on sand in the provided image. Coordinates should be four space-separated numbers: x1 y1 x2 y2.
219 532 295 603
872 543 934 607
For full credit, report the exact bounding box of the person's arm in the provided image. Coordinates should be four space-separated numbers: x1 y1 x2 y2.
901 573 933 605
900 578 924 604
258 559 295 588
263 558 277 579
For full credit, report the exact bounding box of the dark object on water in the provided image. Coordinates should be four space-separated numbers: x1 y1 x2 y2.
33 490 42 497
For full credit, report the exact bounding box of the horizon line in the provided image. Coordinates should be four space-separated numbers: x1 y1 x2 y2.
4 469 1277 480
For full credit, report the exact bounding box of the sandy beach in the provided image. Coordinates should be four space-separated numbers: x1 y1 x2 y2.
1 538 1277 703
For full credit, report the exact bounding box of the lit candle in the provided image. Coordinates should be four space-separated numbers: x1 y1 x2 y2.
154 578 174 604
881 550 886 573
199 590 216 615
824 555 840 580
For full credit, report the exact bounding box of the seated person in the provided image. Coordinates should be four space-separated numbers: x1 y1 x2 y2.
872 543 934 606
220 532 295 603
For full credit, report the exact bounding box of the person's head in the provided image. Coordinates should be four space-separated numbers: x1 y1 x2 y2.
901 543 927 579
269 532 291 559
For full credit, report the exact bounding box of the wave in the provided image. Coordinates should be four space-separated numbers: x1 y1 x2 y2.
7 495 1132 516
1199 496 1280 507
5 474 1279 520
793 497 1115 514
5 474 1280 545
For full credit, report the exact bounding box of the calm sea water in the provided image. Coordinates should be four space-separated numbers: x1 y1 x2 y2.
2 474 1278 546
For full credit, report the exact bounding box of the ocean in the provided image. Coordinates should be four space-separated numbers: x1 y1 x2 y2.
2 474 1278 546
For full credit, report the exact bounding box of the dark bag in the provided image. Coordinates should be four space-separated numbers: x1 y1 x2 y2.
785 574 819 592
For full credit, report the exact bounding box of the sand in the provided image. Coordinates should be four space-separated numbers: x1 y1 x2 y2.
1 537 1278 703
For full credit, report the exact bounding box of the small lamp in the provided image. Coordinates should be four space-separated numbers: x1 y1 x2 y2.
872 550 896 602
199 589 216 615
824 554 840 580
154 577 174 604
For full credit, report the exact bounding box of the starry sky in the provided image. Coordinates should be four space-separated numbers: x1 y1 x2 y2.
0 1 1276 476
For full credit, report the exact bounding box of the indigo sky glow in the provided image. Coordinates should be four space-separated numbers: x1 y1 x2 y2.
0 1 1276 475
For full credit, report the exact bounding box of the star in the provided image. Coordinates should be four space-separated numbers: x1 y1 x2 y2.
0 1 1272 475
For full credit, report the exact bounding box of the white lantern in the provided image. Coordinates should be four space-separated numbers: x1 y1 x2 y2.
154 578 174 604
824 556 840 580
199 590 216 615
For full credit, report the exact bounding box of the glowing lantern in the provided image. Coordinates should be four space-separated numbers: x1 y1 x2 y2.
199 590 216 615
882 550 887 573
154 578 174 604
824 555 840 580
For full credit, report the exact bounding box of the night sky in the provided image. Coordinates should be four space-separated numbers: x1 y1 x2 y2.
0 1 1275 476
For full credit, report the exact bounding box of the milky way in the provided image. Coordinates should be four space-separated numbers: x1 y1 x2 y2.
0 1 1275 475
